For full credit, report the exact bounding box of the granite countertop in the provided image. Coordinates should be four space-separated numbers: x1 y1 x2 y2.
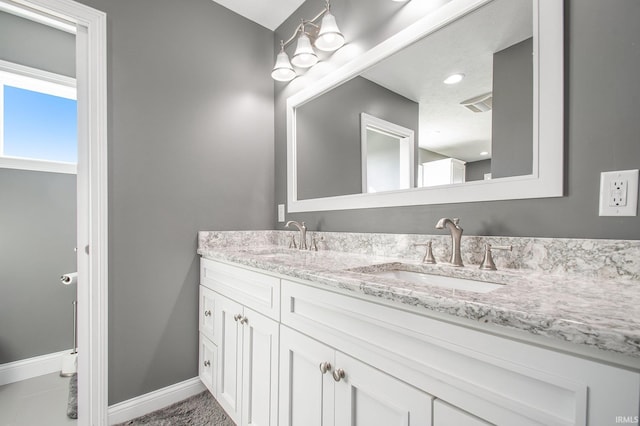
197 244 640 363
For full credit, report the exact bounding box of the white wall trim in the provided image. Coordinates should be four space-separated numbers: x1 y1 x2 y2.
107 378 206 425
0 157 77 174
0 349 73 386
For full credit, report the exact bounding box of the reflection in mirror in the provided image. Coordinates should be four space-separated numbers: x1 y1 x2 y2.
361 113 415 194
295 0 533 200
287 0 563 212
296 75 419 200
363 0 533 184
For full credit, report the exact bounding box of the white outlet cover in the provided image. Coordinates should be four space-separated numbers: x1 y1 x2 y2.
599 169 639 216
277 204 285 222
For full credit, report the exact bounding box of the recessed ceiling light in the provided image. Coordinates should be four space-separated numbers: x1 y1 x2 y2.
444 73 464 85
480 151 489 156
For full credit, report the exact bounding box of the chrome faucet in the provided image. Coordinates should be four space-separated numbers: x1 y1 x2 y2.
285 220 307 250
435 217 464 267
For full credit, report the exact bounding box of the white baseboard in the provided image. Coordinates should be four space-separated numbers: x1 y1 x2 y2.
107 377 206 425
0 349 74 386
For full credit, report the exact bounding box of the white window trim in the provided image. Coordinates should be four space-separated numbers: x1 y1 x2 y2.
0 59 77 174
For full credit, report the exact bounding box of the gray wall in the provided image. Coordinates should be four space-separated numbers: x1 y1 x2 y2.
491 37 533 179
74 0 274 404
0 169 77 363
296 76 418 199
466 159 491 182
0 11 75 77
0 13 77 363
418 148 448 164
275 0 640 240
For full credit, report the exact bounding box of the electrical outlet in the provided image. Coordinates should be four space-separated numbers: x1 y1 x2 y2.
599 169 639 216
609 180 627 207
277 204 285 222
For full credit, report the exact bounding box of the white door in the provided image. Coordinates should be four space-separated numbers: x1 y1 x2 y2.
334 352 433 426
279 326 335 426
241 307 279 426
215 294 243 423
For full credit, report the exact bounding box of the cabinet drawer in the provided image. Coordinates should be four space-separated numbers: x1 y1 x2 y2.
201 258 280 320
199 285 216 341
199 333 217 396
433 399 492 426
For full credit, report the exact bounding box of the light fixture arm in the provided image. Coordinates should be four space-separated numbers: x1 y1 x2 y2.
279 1 332 50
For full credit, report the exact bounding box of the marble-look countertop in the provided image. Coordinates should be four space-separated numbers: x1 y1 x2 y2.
197 244 640 363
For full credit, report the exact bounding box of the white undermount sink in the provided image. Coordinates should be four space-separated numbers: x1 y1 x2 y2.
368 267 504 293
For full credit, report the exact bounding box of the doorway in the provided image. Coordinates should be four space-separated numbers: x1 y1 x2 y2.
0 0 107 424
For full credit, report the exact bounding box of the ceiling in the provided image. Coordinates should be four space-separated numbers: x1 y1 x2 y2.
210 0 304 30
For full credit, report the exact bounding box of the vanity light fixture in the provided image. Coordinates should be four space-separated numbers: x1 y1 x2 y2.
443 73 465 85
272 41 297 82
271 1 345 82
291 31 319 68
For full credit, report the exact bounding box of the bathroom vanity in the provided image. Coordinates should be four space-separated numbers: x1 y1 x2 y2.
197 231 640 426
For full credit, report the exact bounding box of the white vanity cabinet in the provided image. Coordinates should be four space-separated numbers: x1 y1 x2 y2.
199 257 640 426
279 325 432 426
280 279 640 426
199 258 280 426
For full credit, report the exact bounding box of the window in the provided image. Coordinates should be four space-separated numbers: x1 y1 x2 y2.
0 60 77 174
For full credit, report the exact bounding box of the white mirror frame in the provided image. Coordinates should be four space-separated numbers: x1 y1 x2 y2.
287 0 563 213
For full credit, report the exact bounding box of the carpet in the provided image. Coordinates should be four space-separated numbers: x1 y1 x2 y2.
67 373 78 419
114 391 236 426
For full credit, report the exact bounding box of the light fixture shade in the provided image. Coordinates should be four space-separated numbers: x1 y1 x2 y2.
271 50 296 82
315 12 344 52
291 33 318 68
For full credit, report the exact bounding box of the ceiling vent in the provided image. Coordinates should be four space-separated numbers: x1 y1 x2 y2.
460 92 493 113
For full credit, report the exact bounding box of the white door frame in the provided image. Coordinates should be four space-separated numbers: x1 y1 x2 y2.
3 0 109 424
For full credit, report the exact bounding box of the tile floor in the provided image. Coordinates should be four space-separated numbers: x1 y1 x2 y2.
0 373 76 426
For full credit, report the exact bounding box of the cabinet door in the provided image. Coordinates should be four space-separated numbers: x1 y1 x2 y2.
241 308 279 426
433 400 492 426
216 294 243 424
199 286 216 341
199 333 217 396
334 352 433 426
279 326 335 426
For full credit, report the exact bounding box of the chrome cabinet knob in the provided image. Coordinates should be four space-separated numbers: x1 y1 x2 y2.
332 368 345 382
319 361 332 374
233 314 241 322
204 310 212 317
239 316 248 325
203 360 211 367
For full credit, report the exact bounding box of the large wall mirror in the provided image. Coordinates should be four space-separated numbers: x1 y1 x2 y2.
287 0 563 212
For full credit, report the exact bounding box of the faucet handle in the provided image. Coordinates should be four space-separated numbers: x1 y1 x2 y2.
479 244 512 271
414 242 436 264
288 235 297 249
452 218 460 226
